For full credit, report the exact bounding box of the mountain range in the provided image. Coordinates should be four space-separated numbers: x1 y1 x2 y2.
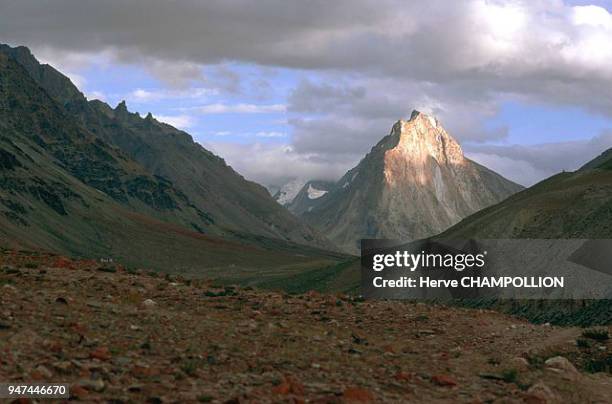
2 43 611 303
0 44 327 248
0 44 346 280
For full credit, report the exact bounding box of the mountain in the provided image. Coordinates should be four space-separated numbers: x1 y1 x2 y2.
439 147 612 239
286 180 335 216
435 150 612 326
0 50 210 235
299 149 612 327
580 148 612 171
298 111 523 253
273 178 308 205
0 44 326 249
0 45 347 278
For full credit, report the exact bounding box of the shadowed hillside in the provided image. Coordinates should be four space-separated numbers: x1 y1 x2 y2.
0 44 329 250
0 46 347 278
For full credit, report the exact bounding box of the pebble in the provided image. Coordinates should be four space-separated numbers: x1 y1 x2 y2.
35 365 53 378
2 284 17 292
78 378 105 392
142 299 157 308
52 361 72 371
525 382 558 403
544 356 578 375
431 374 458 387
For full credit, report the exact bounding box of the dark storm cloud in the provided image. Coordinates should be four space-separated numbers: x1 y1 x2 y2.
4 0 611 90
0 0 396 69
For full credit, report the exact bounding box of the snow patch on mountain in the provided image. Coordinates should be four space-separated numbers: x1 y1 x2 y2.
307 184 328 199
274 178 307 205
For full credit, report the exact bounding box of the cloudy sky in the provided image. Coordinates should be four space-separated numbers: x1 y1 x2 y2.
2 0 612 188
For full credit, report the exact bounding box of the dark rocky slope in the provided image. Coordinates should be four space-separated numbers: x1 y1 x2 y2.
0 44 326 248
0 47 344 274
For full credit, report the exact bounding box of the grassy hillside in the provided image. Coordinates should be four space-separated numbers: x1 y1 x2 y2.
437 169 612 239
437 157 612 326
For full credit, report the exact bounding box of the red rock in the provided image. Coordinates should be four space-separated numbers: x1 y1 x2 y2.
89 346 111 361
272 376 304 396
70 384 89 399
383 344 395 353
289 379 304 396
524 382 559 404
394 371 414 382
53 257 73 269
30 369 44 380
132 365 159 377
312 395 342 403
46 341 63 353
272 381 291 395
431 374 458 387
343 387 374 402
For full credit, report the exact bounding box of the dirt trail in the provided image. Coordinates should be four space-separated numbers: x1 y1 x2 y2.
0 251 610 403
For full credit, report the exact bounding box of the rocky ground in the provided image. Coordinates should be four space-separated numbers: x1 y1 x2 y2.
0 250 611 403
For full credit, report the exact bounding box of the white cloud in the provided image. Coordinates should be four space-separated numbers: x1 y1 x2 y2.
255 131 285 138
466 152 550 187
205 141 353 186
129 87 216 102
196 103 286 114
86 90 107 102
572 5 612 28
154 114 195 130
465 131 612 186
210 130 286 138
131 89 159 102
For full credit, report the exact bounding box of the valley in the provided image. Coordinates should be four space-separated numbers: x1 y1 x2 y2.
2 2 612 403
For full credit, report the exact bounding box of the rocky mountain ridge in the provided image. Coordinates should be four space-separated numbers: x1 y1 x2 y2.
0 43 328 249
0 44 345 274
